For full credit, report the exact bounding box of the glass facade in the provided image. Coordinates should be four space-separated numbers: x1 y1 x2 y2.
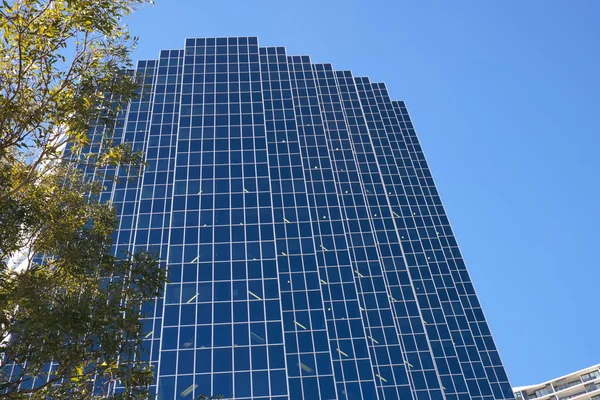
94 37 514 399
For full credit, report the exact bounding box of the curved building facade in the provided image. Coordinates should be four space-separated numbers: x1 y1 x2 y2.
96 36 514 399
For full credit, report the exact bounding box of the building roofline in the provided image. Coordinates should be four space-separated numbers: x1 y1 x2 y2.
513 364 600 392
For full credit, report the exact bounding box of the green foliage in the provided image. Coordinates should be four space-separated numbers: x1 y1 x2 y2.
0 0 151 193
0 162 167 399
0 0 173 398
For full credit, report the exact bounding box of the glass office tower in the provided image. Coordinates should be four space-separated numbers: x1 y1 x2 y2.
98 37 514 400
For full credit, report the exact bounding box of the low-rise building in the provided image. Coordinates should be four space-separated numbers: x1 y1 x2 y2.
514 364 600 400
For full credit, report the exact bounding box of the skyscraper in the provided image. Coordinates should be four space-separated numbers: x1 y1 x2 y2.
100 36 514 399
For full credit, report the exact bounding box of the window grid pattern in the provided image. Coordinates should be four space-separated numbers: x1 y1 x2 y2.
333 70 439 400
109 59 161 395
15 61 160 394
371 86 476 399
156 37 289 400
139 49 184 397
74 37 514 400
390 99 513 399
260 47 343 400
354 77 465 400
346 76 441 399
313 64 418 400
287 56 378 400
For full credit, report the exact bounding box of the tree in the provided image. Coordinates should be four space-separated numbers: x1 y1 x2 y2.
0 1 168 398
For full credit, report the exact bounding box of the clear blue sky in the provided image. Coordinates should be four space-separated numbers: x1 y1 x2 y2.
126 0 600 387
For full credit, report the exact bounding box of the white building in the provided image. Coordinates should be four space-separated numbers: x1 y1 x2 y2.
514 364 600 400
